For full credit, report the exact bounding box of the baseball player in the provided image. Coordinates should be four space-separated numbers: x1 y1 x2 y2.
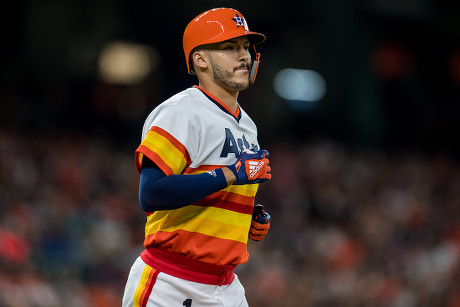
122 7 271 307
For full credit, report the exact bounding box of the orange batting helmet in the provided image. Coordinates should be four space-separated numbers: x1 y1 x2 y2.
183 8 266 83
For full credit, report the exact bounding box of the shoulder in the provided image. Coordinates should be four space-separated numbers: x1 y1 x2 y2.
141 88 204 139
155 87 207 113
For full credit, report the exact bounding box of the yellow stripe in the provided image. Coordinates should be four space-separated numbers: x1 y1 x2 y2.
168 216 250 242
224 184 258 197
143 132 184 172
133 265 154 307
145 210 169 238
181 205 250 227
138 152 144 167
146 206 252 243
142 131 186 174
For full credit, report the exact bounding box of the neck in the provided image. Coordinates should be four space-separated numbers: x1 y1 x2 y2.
198 81 239 113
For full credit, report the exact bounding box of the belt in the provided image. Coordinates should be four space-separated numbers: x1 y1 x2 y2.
141 247 236 286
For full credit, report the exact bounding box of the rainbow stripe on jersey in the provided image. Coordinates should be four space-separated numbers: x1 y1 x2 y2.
136 126 258 266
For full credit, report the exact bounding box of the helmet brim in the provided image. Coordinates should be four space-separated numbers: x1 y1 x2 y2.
245 32 266 45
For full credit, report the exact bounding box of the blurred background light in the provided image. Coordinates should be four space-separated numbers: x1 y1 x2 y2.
4 1 460 305
273 68 327 111
98 41 158 85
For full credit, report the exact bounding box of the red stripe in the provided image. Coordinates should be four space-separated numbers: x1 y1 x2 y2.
140 268 159 307
141 248 236 286
194 197 253 214
144 230 249 266
136 145 174 175
144 192 253 217
213 189 254 204
135 126 192 174
150 126 192 166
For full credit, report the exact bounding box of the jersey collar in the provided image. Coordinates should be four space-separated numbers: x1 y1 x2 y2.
193 85 242 123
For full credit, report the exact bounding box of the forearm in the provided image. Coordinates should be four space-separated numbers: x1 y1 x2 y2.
138 148 270 212
139 167 231 212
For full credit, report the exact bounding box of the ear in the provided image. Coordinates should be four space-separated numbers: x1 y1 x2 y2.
192 50 208 71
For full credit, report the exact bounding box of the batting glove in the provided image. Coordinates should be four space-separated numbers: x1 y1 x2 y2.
227 149 271 185
249 204 271 241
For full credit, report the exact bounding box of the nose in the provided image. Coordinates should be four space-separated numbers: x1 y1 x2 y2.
238 46 250 62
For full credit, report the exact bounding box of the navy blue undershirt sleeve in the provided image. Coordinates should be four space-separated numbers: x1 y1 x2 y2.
138 158 228 212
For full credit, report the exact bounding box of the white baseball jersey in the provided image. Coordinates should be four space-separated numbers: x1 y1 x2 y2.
139 85 260 171
134 85 261 266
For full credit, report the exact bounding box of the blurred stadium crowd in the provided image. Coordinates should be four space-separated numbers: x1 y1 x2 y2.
2 1 460 306
1 128 460 306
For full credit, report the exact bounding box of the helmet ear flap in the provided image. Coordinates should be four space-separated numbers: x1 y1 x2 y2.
189 55 196 75
249 45 261 84
188 49 197 75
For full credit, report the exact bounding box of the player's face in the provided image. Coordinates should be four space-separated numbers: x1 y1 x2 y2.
206 37 252 91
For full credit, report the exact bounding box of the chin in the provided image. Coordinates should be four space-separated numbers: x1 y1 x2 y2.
235 77 250 89
234 82 249 91
216 76 249 92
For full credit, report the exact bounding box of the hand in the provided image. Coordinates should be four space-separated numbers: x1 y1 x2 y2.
227 149 271 185
249 204 271 241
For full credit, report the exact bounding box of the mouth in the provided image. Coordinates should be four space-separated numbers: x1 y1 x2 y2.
234 63 250 73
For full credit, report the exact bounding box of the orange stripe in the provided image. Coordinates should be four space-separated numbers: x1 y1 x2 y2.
141 269 158 307
151 126 191 165
209 189 255 205
135 126 191 175
133 266 159 307
136 144 174 175
142 130 185 173
144 229 249 265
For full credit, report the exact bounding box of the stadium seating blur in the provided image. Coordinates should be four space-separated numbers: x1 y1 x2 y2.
1 130 460 306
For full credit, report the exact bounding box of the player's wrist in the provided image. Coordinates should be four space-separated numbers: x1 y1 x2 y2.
222 167 237 186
